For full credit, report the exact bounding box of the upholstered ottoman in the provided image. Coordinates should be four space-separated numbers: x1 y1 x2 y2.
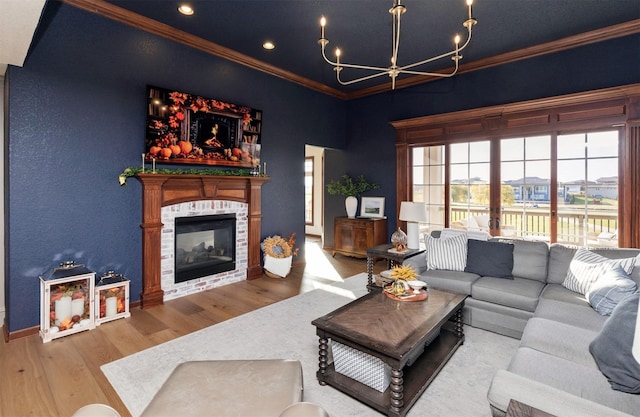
140 359 304 417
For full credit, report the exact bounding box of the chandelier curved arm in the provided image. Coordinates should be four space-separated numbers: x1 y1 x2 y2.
335 68 397 86
399 24 474 72
396 59 460 78
320 42 391 73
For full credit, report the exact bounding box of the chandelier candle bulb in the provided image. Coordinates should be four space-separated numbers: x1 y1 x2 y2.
467 0 473 20
320 16 326 39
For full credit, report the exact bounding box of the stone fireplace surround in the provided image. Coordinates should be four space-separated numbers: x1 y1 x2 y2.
161 200 247 301
135 174 268 308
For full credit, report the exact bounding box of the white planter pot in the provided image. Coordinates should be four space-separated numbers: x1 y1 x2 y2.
345 196 358 218
264 255 293 278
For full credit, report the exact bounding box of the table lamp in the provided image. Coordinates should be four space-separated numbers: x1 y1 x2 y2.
399 202 427 249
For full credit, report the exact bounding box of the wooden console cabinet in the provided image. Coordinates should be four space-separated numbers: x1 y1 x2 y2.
333 216 387 258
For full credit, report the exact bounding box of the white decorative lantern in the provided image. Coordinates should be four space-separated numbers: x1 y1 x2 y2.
40 261 95 343
95 271 131 325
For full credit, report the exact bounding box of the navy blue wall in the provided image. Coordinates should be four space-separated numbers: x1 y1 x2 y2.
4 1 639 334
5 4 346 332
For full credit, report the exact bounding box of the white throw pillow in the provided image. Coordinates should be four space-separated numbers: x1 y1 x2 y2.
562 248 637 295
426 233 467 271
440 228 490 241
460 217 480 231
474 214 490 230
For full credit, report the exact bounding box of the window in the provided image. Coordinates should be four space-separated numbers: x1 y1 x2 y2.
557 130 619 246
412 146 445 234
449 141 491 232
396 87 635 246
304 157 314 225
501 135 551 240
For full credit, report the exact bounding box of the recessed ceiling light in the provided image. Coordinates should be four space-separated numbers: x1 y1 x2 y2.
178 4 194 15
263 41 275 50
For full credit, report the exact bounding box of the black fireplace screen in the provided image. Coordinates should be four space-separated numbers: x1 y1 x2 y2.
174 214 236 283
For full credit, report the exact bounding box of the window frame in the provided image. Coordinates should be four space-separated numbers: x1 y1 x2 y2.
392 84 640 247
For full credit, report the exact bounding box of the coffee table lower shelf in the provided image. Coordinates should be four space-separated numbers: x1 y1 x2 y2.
317 328 464 416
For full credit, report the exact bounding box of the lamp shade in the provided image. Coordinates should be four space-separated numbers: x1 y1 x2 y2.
399 202 426 250
399 202 427 223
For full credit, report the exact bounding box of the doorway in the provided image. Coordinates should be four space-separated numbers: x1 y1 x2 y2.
305 145 324 237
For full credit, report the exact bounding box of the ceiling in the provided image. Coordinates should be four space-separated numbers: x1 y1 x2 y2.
3 0 640 95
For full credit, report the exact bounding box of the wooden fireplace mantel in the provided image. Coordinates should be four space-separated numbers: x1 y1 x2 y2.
135 173 269 308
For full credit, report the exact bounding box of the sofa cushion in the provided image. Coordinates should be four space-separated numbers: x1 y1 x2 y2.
471 277 544 312
534 297 606 331
548 245 640 286
562 248 636 295
540 283 588 306
495 238 549 282
418 269 480 295
589 293 640 394
508 347 640 415
464 239 514 278
426 233 467 271
520 317 599 369
547 244 578 285
586 265 638 315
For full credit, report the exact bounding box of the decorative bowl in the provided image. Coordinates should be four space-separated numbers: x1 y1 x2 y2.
407 280 427 292
380 270 392 278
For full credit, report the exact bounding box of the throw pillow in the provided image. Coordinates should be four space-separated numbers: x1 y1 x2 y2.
426 233 467 271
586 265 638 315
562 248 636 295
440 228 490 241
589 292 640 393
464 239 514 279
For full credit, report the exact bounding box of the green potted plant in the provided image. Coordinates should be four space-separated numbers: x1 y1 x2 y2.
326 174 379 218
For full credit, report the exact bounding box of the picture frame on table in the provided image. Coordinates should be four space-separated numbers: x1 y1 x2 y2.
360 197 385 218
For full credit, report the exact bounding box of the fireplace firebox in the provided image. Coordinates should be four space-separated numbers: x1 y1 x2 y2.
174 214 236 284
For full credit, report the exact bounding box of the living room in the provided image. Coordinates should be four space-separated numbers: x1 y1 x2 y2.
1 0 640 415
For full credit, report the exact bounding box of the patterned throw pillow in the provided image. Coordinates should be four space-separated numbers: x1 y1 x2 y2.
562 248 637 295
426 233 467 271
586 265 638 315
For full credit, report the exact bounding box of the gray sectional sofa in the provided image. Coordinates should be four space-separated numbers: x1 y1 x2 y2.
404 234 640 417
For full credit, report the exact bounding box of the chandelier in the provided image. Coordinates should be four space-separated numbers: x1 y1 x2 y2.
318 0 477 90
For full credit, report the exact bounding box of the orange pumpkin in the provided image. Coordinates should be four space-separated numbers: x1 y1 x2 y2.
178 141 193 154
149 146 161 156
169 144 181 156
160 148 173 158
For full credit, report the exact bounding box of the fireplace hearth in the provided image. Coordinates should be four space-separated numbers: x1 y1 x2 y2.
174 214 236 283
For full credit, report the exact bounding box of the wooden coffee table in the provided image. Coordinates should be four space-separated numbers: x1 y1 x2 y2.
312 288 466 417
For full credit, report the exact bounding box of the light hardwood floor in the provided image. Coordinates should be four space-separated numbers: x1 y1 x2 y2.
0 238 384 417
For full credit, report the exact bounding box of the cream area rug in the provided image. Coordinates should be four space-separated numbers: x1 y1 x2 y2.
102 273 519 416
